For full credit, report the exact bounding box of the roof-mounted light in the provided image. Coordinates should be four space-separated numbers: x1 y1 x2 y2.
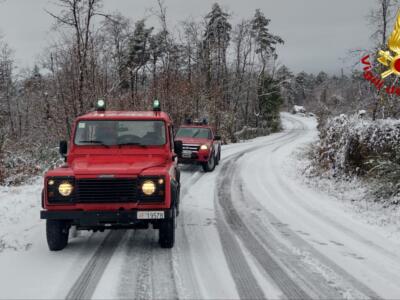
193 118 208 125
96 99 106 112
153 99 161 112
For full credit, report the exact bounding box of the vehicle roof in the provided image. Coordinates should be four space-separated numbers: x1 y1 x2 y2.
178 124 214 130
77 111 172 122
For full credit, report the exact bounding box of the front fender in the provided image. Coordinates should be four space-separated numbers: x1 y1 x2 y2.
170 178 180 209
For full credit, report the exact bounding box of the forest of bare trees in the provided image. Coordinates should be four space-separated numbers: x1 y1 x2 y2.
0 0 287 184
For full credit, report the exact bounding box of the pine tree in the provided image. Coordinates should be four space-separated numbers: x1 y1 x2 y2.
276 65 295 110
294 71 315 105
251 9 284 74
316 71 328 85
203 3 232 82
203 3 232 129
126 20 153 107
258 75 282 132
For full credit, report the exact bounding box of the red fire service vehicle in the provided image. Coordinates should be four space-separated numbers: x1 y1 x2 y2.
175 119 221 172
40 100 183 250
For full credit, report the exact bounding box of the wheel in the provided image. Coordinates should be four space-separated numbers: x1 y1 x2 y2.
159 208 176 248
46 220 69 251
202 152 216 172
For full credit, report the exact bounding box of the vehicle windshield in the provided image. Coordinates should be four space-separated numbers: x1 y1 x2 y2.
176 127 211 139
74 120 166 146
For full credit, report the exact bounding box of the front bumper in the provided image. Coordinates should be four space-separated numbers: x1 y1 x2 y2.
41 209 173 228
179 152 209 164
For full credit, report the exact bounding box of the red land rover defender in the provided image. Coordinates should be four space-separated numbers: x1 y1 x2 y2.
175 120 221 172
40 100 183 250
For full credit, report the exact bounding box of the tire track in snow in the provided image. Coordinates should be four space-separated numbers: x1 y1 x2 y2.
216 130 311 300
221 117 300 163
66 230 126 300
173 168 204 299
133 166 201 300
242 182 382 299
271 154 400 262
214 200 266 300
232 115 382 299
115 229 178 300
69 167 199 300
262 125 385 298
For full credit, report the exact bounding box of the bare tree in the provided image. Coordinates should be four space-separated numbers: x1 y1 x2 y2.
369 0 400 47
46 0 105 114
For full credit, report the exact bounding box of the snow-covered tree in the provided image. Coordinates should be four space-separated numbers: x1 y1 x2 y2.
275 65 295 110
203 3 232 129
251 9 284 75
258 75 282 131
126 19 153 107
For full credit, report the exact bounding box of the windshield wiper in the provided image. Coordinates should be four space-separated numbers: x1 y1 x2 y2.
193 130 202 138
78 140 110 148
117 142 148 148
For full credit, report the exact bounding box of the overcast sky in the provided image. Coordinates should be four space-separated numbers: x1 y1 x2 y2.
0 0 377 75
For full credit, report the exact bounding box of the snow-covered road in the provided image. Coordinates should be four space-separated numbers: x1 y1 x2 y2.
1 113 400 299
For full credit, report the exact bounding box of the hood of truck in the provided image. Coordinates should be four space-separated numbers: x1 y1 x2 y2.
175 137 210 145
68 154 167 176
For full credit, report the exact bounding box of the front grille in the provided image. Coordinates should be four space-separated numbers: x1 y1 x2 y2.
76 178 137 203
182 144 200 151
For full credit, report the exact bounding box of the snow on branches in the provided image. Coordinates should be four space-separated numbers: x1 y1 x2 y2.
317 113 400 201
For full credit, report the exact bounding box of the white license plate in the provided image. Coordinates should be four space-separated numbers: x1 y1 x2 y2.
182 151 192 158
137 211 165 220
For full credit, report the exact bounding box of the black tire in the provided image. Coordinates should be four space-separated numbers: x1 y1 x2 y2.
159 208 176 248
202 152 216 172
176 168 181 184
46 220 69 251
175 185 181 217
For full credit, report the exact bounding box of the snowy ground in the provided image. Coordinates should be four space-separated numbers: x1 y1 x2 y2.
292 145 400 238
1 113 400 299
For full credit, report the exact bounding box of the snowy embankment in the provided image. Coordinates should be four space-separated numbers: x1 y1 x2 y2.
289 114 400 237
0 178 42 252
0 179 107 299
295 150 400 235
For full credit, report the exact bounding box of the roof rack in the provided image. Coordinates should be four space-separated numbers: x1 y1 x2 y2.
184 117 208 125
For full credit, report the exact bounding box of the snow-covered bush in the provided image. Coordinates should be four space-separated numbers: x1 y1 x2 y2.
316 113 400 201
292 105 306 114
3 141 63 186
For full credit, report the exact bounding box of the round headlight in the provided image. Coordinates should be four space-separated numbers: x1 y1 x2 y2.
142 180 156 196
200 145 208 150
58 182 73 197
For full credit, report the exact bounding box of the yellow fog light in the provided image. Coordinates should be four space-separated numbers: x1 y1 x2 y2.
200 145 208 150
58 182 73 197
142 180 156 196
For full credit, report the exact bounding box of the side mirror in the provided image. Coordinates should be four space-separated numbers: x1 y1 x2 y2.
59 140 68 157
174 140 183 157
214 135 221 141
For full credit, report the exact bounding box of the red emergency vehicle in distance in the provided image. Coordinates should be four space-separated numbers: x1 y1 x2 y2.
175 119 221 172
40 100 182 251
